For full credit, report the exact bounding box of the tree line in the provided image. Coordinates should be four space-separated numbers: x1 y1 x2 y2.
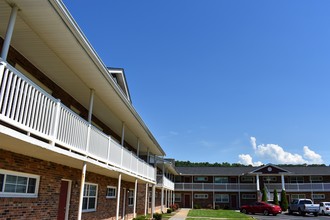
174 160 327 167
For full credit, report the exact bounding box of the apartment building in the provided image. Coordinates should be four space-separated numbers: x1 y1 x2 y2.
0 0 175 219
174 164 330 209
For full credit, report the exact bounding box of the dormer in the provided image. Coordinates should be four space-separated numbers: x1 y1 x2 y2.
108 67 132 103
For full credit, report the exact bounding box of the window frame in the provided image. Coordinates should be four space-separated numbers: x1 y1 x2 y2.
215 194 229 203
106 186 117 199
242 194 256 200
174 193 181 202
312 194 325 200
0 169 40 198
128 189 134 206
194 176 208 182
82 183 98 212
194 193 208 199
214 177 228 183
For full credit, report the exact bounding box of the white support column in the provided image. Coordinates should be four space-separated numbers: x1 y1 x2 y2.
121 122 125 146
88 89 94 123
133 179 138 218
256 174 260 191
191 175 194 209
116 173 122 220
1 5 18 60
144 184 148 216
122 188 126 220
161 187 164 212
151 185 156 215
77 162 87 220
281 174 285 190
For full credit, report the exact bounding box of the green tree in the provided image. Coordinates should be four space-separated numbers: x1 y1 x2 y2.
273 189 279 205
280 190 288 211
261 187 268 202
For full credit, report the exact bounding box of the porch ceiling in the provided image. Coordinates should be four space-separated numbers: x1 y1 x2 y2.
0 0 164 156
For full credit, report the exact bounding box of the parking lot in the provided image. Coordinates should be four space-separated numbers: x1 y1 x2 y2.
246 212 330 220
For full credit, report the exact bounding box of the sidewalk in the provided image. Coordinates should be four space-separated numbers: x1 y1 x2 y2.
169 208 190 220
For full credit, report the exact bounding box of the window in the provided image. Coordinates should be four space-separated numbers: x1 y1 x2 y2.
241 176 254 183
83 183 98 212
128 189 134 206
263 176 277 182
174 193 181 202
242 194 256 200
194 176 208 182
194 194 208 199
312 194 325 200
0 169 39 198
290 176 304 183
214 177 228 183
215 194 229 203
291 194 306 200
310 176 323 182
106 186 116 199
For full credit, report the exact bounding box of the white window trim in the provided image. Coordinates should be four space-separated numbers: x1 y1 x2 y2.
0 169 40 198
106 186 117 199
291 194 306 199
82 182 98 212
194 176 208 182
242 194 256 200
312 194 325 199
194 193 208 199
215 194 229 203
128 189 134 206
174 193 181 202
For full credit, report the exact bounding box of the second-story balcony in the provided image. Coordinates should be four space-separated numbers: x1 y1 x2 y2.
266 183 330 192
175 182 257 192
0 60 156 182
156 175 175 191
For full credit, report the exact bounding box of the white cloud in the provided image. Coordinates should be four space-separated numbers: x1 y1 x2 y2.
303 146 323 164
243 137 324 165
238 154 263 166
250 136 257 150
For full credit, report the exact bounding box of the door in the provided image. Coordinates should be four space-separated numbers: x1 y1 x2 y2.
230 194 237 209
184 194 191 208
57 180 70 220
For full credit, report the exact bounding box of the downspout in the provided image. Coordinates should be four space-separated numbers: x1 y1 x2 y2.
1 5 18 60
133 179 138 218
77 162 87 220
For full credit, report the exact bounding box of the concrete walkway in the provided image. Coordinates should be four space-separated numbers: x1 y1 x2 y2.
169 208 190 220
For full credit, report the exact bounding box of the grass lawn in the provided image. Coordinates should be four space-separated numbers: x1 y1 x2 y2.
187 209 253 219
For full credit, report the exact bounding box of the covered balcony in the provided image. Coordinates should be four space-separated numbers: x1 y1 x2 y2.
156 175 175 191
0 59 156 182
266 183 330 192
175 182 257 192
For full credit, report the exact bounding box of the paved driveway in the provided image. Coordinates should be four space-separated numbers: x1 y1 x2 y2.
246 213 330 220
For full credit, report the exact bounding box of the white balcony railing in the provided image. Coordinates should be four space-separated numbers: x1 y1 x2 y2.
175 183 257 192
157 175 175 190
0 60 156 182
266 183 330 192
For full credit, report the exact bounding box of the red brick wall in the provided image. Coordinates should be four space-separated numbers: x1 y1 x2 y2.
0 149 148 220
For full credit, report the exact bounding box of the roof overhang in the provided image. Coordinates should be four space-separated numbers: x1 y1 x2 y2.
0 0 165 156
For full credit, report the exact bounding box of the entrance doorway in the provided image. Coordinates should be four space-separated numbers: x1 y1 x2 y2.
184 194 191 208
57 180 71 220
230 195 237 209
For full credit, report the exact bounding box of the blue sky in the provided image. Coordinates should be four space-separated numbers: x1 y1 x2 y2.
64 0 330 166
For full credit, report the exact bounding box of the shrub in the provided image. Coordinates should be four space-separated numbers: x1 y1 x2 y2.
133 216 147 220
262 187 268 202
193 204 201 209
153 213 162 220
280 190 288 211
169 203 179 210
273 189 279 205
223 205 230 210
215 205 220 210
166 208 172 213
